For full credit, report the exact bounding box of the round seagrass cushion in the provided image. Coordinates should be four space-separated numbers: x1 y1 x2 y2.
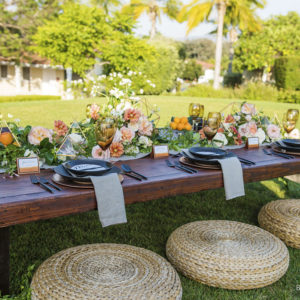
31 244 182 300
166 220 289 290
258 199 300 249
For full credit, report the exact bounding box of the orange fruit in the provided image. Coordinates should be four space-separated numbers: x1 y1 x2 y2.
0 132 14 146
173 117 180 124
184 123 192 131
180 117 188 124
170 122 177 130
177 123 184 131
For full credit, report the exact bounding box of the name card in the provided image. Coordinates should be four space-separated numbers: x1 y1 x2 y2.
17 157 40 174
246 137 259 149
152 145 169 159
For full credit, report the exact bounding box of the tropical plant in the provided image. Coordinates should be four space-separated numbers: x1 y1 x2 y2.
122 0 182 39
178 0 265 89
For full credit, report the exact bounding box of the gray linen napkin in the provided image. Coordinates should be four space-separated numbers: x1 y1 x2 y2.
90 173 127 227
217 157 245 200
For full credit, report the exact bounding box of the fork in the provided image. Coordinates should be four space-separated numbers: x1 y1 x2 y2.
263 148 293 159
165 159 195 174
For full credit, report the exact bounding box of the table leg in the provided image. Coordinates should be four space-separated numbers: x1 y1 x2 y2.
0 227 10 295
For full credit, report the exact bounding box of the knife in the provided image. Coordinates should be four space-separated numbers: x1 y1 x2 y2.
39 176 62 191
30 175 55 193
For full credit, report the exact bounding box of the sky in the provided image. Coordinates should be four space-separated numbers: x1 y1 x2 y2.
133 0 300 40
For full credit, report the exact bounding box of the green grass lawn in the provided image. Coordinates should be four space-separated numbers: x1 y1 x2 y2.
1 96 300 129
1 96 300 299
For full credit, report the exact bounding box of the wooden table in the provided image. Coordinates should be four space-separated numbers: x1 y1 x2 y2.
1 147 300 294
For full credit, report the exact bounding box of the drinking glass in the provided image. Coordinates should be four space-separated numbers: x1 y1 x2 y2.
282 113 296 134
287 109 299 122
207 112 222 123
189 103 204 119
203 117 220 142
95 117 116 150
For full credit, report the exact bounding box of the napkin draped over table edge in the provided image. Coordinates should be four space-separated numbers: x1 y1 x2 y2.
91 173 127 227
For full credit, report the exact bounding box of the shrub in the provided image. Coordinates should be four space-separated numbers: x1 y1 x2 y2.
223 73 243 88
0 95 60 103
277 90 300 104
274 57 300 90
182 59 203 81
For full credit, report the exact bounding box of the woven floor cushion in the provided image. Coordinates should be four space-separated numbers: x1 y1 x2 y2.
31 243 182 300
258 199 300 249
166 220 289 290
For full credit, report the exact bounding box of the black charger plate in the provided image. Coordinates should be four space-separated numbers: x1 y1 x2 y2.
64 159 113 176
282 139 300 147
54 164 121 183
275 141 300 153
182 150 236 165
189 147 227 159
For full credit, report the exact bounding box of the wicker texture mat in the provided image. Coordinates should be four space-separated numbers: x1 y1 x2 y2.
31 244 182 300
258 199 300 249
166 220 289 290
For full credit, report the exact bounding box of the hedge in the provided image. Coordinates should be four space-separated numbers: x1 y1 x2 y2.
0 95 61 103
274 57 300 90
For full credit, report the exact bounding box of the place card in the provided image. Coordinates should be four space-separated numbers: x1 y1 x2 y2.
17 157 40 174
151 145 169 159
246 137 259 149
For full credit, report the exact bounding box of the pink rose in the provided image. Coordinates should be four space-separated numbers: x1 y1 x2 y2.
267 124 281 139
120 126 134 142
90 104 100 120
92 145 104 158
241 103 256 115
28 126 53 145
54 120 68 136
110 142 124 157
248 121 258 135
238 123 250 137
225 115 235 124
138 116 153 136
124 108 141 124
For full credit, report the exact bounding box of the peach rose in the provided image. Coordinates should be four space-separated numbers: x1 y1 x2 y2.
92 145 104 158
110 142 124 157
248 121 258 135
90 104 100 120
124 108 141 124
28 126 53 145
54 120 68 136
267 124 281 139
241 103 256 115
120 126 134 142
225 114 235 123
138 116 153 136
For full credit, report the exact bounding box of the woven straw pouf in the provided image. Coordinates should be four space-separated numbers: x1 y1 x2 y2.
31 243 182 300
166 220 289 290
258 199 300 249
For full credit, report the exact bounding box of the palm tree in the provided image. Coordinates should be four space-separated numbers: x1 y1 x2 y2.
90 0 121 14
179 0 265 89
122 0 181 39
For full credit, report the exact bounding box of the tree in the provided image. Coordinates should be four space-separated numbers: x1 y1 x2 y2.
33 3 156 76
179 0 265 89
90 0 121 14
0 0 61 63
122 0 182 39
234 12 300 74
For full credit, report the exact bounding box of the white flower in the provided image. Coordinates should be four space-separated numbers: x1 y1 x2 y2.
139 89 144 94
24 149 37 157
14 119 20 123
138 72 142 75
109 88 124 99
289 128 300 139
69 133 84 144
150 83 156 88
245 115 252 122
128 122 139 132
1 160 8 166
146 79 151 84
108 104 113 110
138 136 153 147
212 133 228 147
228 132 233 137
117 73 123 78
234 115 241 122
256 128 266 144
128 70 133 76
129 96 141 102
223 123 231 131
112 129 122 143
119 78 132 86
176 77 184 83
125 145 139 155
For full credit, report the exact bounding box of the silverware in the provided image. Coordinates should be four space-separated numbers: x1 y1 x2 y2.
263 148 293 159
121 164 147 180
39 176 62 191
236 156 256 165
30 175 54 193
174 161 198 173
165 159 194 174
120 171 142 181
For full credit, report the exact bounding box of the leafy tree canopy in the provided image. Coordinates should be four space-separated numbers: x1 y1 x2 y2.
0 0 61 63
33 3 156 76
234 12 300 72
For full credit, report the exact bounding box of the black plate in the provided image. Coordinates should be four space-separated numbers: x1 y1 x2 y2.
182 150 236 165
64 159 113 176
54 164 121 183
275 141 300 153
189 147 227 159
282 139 300 147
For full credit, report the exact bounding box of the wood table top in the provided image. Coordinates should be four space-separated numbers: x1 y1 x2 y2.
1 147 300 228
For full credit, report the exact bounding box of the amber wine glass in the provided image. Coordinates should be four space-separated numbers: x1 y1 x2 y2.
282 113 296 134
287 109 299 122
207 112 222 123
203 117 220 142
95 117 116 150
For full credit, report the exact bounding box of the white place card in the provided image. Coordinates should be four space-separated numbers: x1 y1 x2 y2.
152 145 169 158
246 137 259 149
17 157 40 174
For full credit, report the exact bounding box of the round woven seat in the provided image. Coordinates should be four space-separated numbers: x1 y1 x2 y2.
31 244 182 300
258 199 300 249
166 220 289 290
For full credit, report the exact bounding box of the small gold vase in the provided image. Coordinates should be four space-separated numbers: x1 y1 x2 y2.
95 118 116 150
